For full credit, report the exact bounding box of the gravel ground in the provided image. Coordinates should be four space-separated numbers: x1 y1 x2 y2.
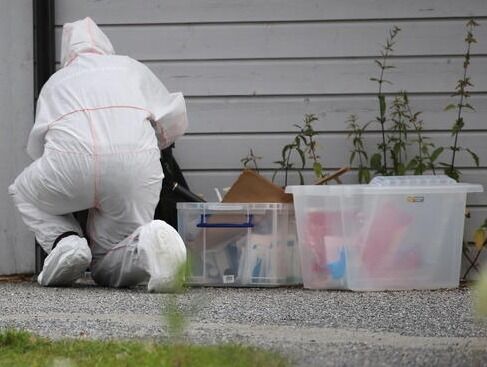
1 280 487 366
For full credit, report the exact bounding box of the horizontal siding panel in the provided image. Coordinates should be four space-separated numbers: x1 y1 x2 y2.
54 20 487 61
55 0 487 24
145 57 487 96
185 95 487 133
174 132 487 170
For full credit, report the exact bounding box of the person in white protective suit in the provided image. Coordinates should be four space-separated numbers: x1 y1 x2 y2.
8 17 187 292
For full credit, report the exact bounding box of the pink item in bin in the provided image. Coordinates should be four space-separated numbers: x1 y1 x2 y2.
359 201 413 275
306 212 341 275
305 211 351 277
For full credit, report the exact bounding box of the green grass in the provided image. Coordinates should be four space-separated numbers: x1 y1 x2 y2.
0 329 290 367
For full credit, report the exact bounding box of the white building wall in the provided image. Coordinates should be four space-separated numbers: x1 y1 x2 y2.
1 1 485 275
0 0 34 274
55 0 487 237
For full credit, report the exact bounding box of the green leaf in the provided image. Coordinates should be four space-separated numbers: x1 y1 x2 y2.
281 147 289 161
393 143 402 156
297 148 306 168
414 162 426 175
378 95 386 118
430 147 444 162
362 168 371 184
358 168 365 184
444 103 457 111
271 170 278 183
396 163 406 176
406 159 418 171
297 135 307 144
358 167 371 184
451 118 465 135
313 162 323 179
466 148 480 167
370 153 382 171
467 19 479 27
350 151 356 165
474 228 486 250
444 166 460 181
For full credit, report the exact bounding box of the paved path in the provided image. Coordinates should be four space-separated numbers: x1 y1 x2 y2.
1 281 487 366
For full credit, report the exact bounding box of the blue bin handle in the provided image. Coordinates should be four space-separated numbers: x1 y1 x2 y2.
196 214 254 228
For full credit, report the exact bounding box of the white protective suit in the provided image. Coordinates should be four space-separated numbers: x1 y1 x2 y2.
9 17 187 291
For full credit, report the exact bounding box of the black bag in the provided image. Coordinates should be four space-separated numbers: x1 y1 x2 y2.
154 144 204 230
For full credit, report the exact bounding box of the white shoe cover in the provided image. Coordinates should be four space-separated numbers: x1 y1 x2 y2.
138 220 187 293
37 235 92 287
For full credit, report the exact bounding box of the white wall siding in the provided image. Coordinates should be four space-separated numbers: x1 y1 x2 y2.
0 0 34 275
55 0 485 23
55 1 487 261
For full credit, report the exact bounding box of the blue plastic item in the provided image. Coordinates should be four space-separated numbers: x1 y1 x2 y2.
326 247 347 280
197 214 254 228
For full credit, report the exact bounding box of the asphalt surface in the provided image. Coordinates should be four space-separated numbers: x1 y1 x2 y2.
1 280 487 366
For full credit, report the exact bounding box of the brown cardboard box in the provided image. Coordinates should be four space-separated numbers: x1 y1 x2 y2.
222 169 293 203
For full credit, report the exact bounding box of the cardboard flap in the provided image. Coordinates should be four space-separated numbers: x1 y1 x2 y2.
222 170 293 203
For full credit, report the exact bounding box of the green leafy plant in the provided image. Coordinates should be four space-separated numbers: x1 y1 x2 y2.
441 18 480 181
347 22 478 181
407 98 443 175
271 113 325 186
271 134 306 186
369 25 401 175
346 114 370 183
242 114 325 186
348 27 441 181
240 148 262 172
295 113 325 180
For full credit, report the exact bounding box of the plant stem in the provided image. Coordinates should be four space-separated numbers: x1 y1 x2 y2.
450 51 471 173
463 245 484 279
284 148 293 186
378 63 388 172
374 26 400 174
448 19 477 180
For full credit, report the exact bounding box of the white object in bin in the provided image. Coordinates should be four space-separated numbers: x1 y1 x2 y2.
177 202 301 287
286 175 483 291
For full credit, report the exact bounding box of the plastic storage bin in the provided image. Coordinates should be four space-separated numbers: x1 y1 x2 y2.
177 202 301 286
286 176 483 291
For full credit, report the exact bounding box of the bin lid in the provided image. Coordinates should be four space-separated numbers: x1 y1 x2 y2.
285 175 483 196
176 202 294 210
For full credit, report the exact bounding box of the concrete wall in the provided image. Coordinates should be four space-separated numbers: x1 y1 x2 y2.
0 0 34 274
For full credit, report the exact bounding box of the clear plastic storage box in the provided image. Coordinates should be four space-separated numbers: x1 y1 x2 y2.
177 202 301 286
286 176 483 291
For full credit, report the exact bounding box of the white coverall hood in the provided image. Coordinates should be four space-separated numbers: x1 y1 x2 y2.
60 17 115 67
